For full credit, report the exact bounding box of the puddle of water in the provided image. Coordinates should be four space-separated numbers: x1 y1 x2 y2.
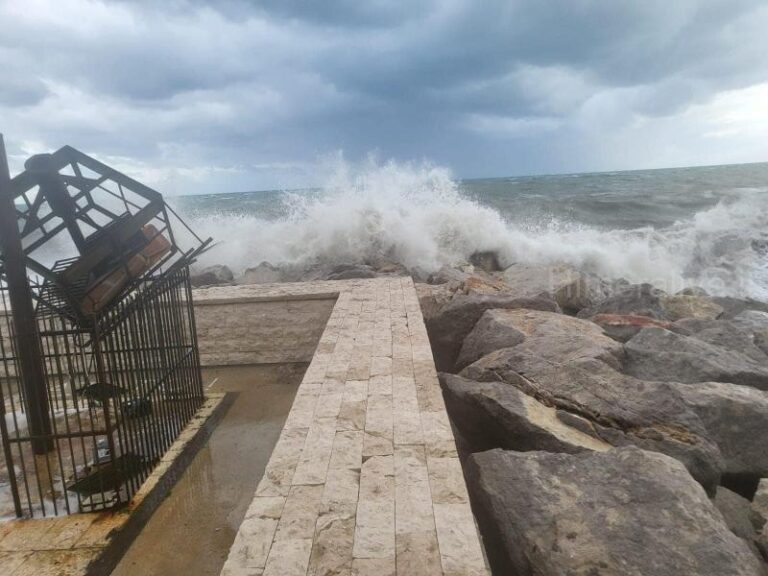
112 363 305 576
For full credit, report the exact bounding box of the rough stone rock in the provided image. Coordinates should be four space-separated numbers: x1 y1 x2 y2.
752 480 768 531
359 257 409 276
714 486 765 560
462 356 722 491
425 293 560 372
732 310 768 356
500 263 609 312
577 282 669 320
414 282 456 322
456 308 622 371
679 286 711 296
625 327 768 389
325 264 377 280
591 313 675 342
240 261 282 284
675 381 768 478
466 447 764 576
461 274 512 295
662 293 725 321
190 264 235 287
713 297 768 319
427 265 471 285
440 373 610 455
674 318 768 363
468 250 502 272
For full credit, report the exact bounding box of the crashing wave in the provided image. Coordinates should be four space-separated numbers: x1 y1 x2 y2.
182 159 768 299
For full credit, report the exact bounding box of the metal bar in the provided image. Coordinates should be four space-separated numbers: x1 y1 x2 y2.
0 134 53 454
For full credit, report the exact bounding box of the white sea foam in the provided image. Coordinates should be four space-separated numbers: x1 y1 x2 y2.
185 159 768 299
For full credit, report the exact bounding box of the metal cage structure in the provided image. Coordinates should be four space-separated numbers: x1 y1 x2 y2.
0 137 212 517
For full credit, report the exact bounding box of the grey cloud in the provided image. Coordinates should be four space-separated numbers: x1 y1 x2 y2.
0 0 766 192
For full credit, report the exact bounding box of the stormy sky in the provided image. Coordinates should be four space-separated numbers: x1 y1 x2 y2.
1 0 767 194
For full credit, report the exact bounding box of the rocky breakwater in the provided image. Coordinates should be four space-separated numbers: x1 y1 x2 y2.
419 259 768 575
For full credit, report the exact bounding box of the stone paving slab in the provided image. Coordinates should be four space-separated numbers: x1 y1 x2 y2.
219 278 488 576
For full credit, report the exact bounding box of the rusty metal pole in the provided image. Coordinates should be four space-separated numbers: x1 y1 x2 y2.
0 134 53 453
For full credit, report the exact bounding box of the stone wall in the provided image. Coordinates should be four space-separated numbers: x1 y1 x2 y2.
0 293 337 374
194 294 336 366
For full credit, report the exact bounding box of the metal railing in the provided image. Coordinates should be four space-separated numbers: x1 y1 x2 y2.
0 267 204 517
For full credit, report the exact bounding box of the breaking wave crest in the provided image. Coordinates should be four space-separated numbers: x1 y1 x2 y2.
183 159 768 299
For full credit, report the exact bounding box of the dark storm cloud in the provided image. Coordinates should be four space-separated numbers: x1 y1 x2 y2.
0 0 766 193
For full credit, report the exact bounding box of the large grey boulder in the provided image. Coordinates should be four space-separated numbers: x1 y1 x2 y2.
578 282 669 320
325 264 377 280
456 308 623 371
713 296 768 319
440 373 610 455
468 250 502 272
427 265 471 285
462 356 722 491
241 261 282 284
591 313 675 342
625 327 768 389
676 381 768 478
714 487 765 561
425 294 560 372
674 318 768 363
191 264 234 287
661 293 725 321
500 263 609 312
466 447 765 576
732 310 768 356
414 282 456 322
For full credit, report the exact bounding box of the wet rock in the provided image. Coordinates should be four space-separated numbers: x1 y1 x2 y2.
500 263 609 312
414 283 456 322
468 250 502 272
679 286 710 297
753 480 768 530
325 264 377 280
592 313 675 342
462 356 722 491
241 261 282 284
714 486 765 561
625 327 768 389
425 293 560 372
713 297 768 319
456 308 622 371
577 282 669 320
455 309 526 369
363 256 409 276
440 373 610 455
461 274 512 295
662 293 725 321
732 310 768 356
674 318 768 363
466 447 764 576
427 265 471 285
675 381 768 478
190 264 234 287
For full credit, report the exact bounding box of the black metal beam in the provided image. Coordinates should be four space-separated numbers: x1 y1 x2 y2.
0 134 53 454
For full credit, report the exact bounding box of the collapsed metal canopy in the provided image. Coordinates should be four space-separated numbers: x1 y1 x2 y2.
0 135 212 517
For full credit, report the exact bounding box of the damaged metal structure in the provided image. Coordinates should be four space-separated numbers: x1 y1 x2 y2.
0 135 211 517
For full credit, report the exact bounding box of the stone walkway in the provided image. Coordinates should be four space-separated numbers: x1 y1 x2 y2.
218 277 488 576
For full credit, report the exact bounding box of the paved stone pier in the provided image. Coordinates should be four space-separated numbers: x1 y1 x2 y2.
214 277 488 576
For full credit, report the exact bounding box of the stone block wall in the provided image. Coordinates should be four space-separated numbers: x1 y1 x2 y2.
194 294 336 366
0 293 336 376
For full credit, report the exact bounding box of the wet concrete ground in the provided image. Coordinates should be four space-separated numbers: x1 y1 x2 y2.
112 363 305 576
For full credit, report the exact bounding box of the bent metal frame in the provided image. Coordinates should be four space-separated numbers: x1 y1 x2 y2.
0 134 212 517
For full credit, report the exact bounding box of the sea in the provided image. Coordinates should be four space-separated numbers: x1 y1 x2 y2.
172 160 768 299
